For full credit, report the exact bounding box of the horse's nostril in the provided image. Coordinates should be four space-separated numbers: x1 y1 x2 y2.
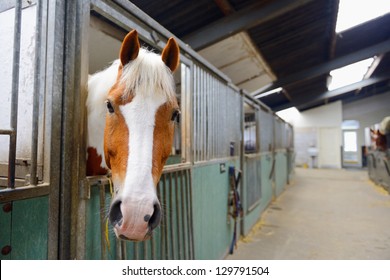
109 200 123 227
148 203 161 231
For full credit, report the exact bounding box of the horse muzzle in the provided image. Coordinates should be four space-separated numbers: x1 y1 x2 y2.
109 198 161 241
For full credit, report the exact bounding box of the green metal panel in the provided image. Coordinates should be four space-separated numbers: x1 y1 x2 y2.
242 153 273 235
192 160 239 259
166 155 182 165
0 202 12 260
10 196 49 259
152 170 194 260
245 155 262 210
85 169 193 260
85 185 117 259
261 154 274 208
275 151 288 197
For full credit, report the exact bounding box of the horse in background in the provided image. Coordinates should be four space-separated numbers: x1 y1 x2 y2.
370 116 390 151
86 30 180 241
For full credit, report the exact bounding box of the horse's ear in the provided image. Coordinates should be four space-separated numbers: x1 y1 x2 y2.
162 37 180 72
120 30 140 66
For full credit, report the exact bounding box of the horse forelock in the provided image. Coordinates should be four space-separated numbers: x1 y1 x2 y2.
119 48 176 104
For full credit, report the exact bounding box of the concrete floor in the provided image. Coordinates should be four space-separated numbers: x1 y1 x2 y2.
226 168 390 260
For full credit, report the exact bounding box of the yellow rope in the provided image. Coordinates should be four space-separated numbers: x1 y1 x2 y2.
105 178 114 251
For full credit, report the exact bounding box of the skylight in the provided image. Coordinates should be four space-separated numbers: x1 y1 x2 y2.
336 0 390 33
276 107 300 124
327 58 374 91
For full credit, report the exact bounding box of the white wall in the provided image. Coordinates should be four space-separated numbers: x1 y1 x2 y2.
286 101 343 128
0 5 37 164
278 101 343 168
278 92 390 169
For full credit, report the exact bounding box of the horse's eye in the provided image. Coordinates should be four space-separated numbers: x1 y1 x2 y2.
171 109 180 123
106 100 114 113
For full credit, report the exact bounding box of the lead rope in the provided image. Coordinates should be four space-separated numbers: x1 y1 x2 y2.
228 166 243 254
105 178 114 251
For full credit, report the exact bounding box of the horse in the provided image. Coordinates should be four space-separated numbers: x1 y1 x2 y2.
86 30 180 241
369 116 390 152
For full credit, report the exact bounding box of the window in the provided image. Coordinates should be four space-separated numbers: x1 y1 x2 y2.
343 131 357 152
244 113 257 153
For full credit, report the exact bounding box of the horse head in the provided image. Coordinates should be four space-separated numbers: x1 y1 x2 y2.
104 30 180 241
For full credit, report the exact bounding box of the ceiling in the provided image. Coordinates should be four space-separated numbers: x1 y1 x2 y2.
130 0 390 112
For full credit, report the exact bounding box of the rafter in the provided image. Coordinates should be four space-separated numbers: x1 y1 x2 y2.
272 73 390 111
252 39 390 96
183 0 312 50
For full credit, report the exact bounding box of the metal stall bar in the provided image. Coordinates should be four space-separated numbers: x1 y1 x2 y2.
156 180 163 259
174 171 181 259
151 226 156 259
162 173 169 259
200 67 205 161
169 172 176 259
134 240 139 259
7 0 22 189
195 65 200 162
179 169 187 259
29 0 44 186
0 130 14 135
197 66 201 162
98 181 107 260
143 236 148 260
186 168 194 259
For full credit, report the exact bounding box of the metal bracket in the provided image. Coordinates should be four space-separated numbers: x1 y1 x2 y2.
151 30 160 45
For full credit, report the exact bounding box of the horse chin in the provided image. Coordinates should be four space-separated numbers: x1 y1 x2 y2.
115 230 152 242
118 234 150 242
112 218 155 242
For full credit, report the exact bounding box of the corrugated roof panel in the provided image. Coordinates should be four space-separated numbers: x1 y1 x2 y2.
199 32 274 92
239 74 273 93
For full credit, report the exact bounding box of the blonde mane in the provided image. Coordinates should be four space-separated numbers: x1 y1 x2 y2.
120 48 176 103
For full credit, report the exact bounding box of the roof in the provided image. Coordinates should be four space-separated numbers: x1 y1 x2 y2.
130 0 390 111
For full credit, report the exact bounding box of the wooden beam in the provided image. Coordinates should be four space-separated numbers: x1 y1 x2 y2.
184 0 312 50
272 73 390 111
214 0 235 15
252 39 390 96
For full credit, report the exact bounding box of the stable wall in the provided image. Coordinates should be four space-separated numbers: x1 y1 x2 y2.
0 5 39 164
281 101 342 169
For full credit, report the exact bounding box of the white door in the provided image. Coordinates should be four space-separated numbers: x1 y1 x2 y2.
319 127 342 168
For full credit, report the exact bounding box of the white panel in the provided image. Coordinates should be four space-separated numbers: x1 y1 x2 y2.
292 101 343 128
198 32 275 93
237 74 273 92
294 127 317 167
198 34 248 68
289 102 343 169
319 127 342 169
0 6 36 163
222 57 261 83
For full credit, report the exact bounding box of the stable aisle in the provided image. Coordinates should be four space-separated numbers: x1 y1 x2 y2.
226 168 390 259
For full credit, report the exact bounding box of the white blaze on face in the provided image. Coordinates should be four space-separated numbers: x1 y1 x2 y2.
119 92 167 203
